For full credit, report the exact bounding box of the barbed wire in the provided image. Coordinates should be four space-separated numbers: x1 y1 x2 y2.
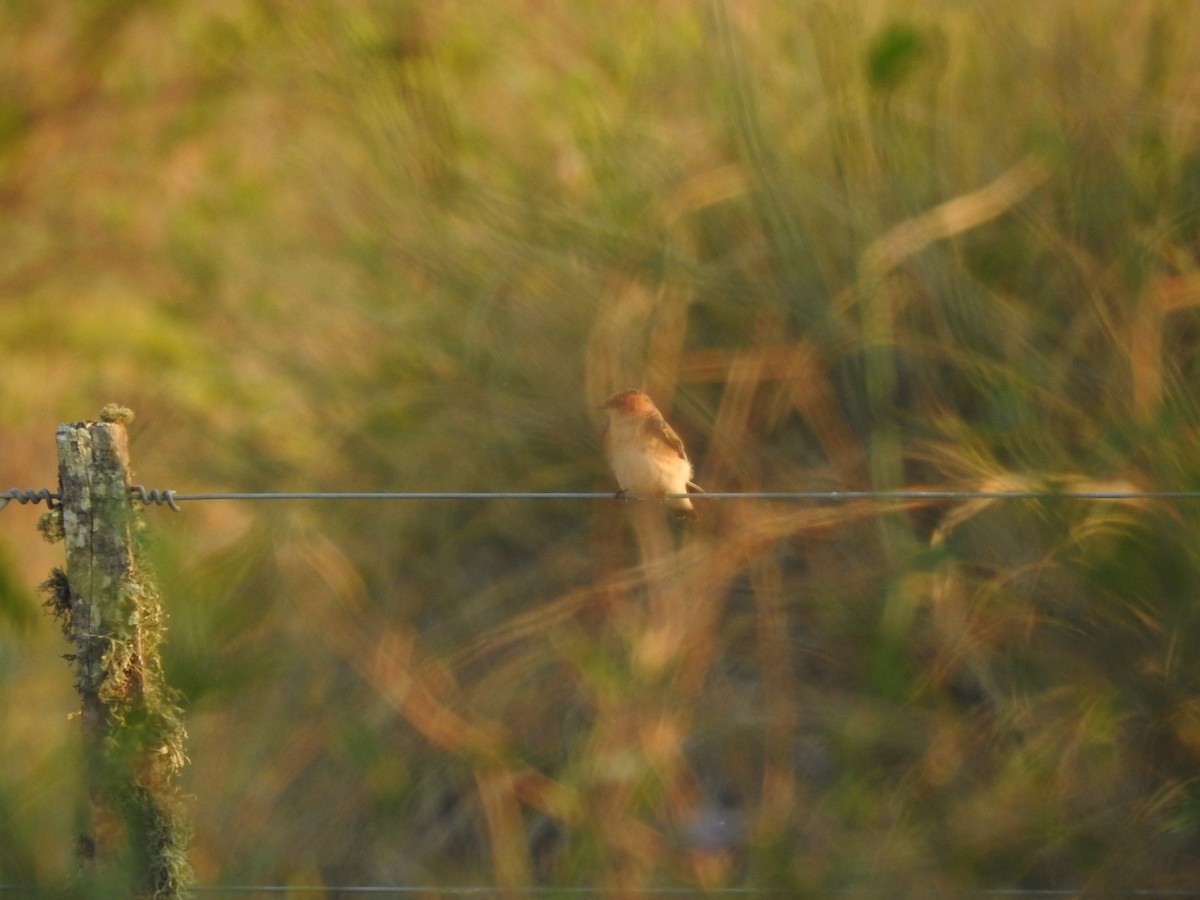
5 485 1200 514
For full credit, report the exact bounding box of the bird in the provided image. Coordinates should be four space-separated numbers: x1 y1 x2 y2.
599 388 703 520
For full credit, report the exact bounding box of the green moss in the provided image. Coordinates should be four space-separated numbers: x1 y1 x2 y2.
97 524 192 898
42 431 191 899
39 568 73 639
99 404 136 426
37 509 65 543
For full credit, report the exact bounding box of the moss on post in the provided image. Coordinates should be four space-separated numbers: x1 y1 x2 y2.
46 407 190 899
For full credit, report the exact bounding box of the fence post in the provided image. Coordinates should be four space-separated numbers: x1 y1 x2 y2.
44 405 190 898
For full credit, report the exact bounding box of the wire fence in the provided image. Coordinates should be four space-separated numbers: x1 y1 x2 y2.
3 884 1198 897
4 485 1199 513
174 887 1200 897
7 475 1199 898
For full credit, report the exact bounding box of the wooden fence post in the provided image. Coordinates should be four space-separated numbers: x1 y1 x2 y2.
43 405 190 898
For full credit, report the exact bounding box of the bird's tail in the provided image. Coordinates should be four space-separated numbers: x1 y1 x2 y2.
673 497 699 520
675 482 703 520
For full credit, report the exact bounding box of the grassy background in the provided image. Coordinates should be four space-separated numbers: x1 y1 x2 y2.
3 0 1200 894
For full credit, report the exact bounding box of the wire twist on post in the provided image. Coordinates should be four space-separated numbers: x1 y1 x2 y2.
0 488 61 510
129 485 182 512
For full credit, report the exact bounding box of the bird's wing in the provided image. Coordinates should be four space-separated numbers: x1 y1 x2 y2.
645 413 688 460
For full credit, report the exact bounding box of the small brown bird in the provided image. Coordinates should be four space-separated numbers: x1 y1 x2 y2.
599 388 703 519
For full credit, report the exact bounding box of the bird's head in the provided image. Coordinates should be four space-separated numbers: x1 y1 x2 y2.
600 389 656 416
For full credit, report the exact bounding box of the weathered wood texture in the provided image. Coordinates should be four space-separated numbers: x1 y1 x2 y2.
55 412 189 899
57 419 138 860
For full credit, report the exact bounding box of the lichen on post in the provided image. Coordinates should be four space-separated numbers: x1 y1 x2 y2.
44 405 190 899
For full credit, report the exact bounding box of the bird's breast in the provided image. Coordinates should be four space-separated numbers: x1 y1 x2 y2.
606 424 692 496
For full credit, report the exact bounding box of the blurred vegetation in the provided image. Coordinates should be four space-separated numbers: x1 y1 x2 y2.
2 0 1200 894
